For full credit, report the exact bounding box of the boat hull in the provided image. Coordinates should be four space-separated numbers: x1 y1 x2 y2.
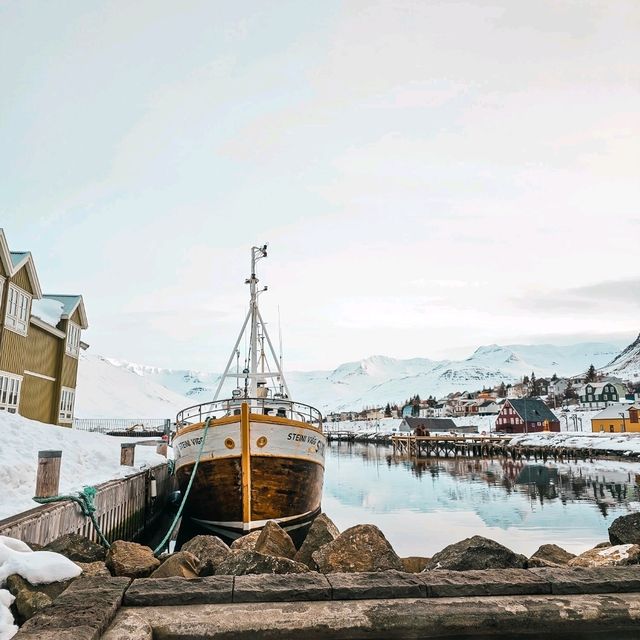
173 409 326 543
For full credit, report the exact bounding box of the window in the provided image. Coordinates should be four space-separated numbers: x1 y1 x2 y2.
5 284 31 336
0 372 22 413
66 322 81 358
59 388 75 423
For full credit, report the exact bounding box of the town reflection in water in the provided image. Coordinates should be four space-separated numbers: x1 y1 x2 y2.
323 442 640 557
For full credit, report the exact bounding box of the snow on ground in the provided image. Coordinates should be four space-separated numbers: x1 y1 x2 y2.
0 412 167 520
75 353 191 418
509 431 640 455
0 536 82 639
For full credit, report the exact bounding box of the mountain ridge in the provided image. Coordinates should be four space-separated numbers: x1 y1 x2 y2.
80 339 631 414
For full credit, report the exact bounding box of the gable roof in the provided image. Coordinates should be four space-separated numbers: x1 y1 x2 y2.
592 403 640 420
402 417 457 431
7 250 43 298
507 399 558 423
38 294 88 329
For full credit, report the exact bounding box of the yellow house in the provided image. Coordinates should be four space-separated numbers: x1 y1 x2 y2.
0 229 88 426
591 403 640 433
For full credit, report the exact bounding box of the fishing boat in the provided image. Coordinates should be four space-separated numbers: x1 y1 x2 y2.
173 245 326 544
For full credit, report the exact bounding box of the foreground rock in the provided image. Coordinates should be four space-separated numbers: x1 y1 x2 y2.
230 530 261 551
424 536 527 571
401 556 431 573
295 514 340 570
312 524 403 573
528 544 576 568
609 513 640 546
44 533 106 563
149 551 199 578
105 540 160 578
254 521 297 560
181 535 232 576
5 574 74 622
214 550 311 575
74 561 111 577
568 544 640 568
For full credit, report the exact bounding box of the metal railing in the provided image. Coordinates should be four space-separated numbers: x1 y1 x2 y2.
73 418 171 435
176 397 323 428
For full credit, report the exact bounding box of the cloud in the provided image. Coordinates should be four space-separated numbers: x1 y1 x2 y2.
515 279 640 313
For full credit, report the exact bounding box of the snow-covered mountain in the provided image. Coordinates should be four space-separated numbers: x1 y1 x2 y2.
76 354 191 418
78 341 626 416
602 333 640 381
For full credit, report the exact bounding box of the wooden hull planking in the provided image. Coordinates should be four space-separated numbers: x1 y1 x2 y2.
173 410 325 539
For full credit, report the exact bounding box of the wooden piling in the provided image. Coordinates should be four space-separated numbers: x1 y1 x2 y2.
35 450 62 498
120 443 136 466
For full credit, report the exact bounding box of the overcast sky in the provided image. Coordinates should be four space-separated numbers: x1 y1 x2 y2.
1 1 638 371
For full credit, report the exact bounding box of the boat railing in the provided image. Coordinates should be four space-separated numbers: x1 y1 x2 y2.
176 398 323 429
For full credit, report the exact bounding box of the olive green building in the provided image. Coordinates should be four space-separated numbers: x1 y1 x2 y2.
0 229 88 426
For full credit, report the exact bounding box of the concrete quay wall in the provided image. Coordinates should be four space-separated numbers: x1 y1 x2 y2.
15 567 640 639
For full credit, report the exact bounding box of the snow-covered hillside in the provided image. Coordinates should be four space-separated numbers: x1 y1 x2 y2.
93 341 624 414
602 333 640 381
76 354 191 418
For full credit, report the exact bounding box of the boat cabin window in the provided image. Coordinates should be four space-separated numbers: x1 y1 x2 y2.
233 409 241 416
276 408 287 418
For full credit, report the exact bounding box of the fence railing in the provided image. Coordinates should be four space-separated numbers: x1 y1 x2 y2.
0 463 172 547
73 418 171 436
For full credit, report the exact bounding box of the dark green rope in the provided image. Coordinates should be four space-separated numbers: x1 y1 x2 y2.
152 416 212 556
33 486 111 548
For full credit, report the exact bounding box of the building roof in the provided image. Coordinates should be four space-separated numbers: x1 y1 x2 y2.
7 250 43 298
507 398 559 423
40 294 88 329
402 417 457 431
592 403 640 420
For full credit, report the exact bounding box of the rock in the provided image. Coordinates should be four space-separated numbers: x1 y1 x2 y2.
6 574 73 622
230 531 261 551
568 544 640 568
401 557 431 573
420 568 550 597
254 521 296 560
424 536 527 571
294 514 340 569
75 561 112 577
149 551 199 579
528 544 576 568
44 534 106 563
105 541 160 578
609 513 640 546
327 570 425 599
214 550 311 575
234 573 332 602
181 535 232 576
312 524 403 573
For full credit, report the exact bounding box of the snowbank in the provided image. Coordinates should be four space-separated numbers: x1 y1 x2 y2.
0 536 82 640
509 431 640 456
0 412 167 520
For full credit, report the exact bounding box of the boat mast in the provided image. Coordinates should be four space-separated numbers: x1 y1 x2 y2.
211 244 292 402
247 245 267 397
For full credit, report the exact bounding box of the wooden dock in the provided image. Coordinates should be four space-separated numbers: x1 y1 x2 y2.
390 434 621 462
0 463 172 547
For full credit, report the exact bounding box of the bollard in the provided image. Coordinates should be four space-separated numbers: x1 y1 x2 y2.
156 443 168 458
35 450 62 498
120 443 136 466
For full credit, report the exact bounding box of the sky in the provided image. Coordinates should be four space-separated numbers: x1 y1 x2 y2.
1 1 638 371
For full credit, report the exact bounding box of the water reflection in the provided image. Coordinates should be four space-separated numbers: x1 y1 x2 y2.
323 442 640 557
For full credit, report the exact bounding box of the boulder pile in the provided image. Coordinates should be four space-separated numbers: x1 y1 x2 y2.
5 510 640 625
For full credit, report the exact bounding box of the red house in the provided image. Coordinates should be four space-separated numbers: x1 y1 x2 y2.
495 398 560 434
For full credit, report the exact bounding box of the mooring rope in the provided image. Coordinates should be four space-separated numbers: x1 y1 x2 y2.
152 416 212 557
33 486 111 548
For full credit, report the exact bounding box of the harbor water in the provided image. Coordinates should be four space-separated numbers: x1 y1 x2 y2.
323 442 640 557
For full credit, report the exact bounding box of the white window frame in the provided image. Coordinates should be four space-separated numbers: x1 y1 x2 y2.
65 321 81 358
59 387 76 423
0 371 22 413
4 283 31 336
